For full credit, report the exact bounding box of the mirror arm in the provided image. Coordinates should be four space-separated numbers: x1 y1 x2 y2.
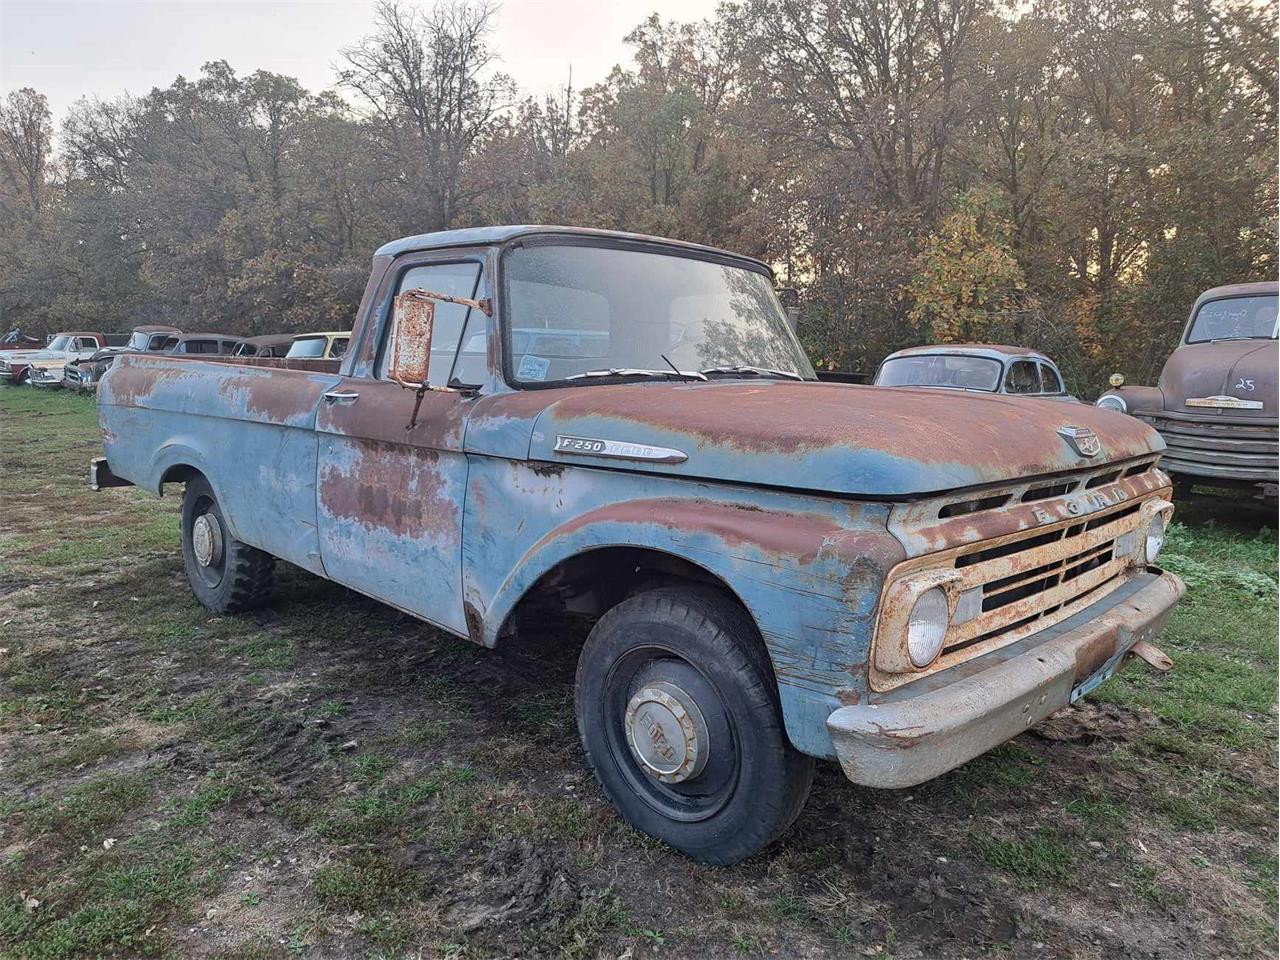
399 288 492 317
389 289 492 430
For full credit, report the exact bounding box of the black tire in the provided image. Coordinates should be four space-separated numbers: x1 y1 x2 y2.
575 585 814 865
180 474 274 613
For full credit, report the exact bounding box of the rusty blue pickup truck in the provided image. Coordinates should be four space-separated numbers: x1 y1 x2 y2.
92 226 1184 864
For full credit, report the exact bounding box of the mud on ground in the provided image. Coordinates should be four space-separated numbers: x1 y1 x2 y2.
1 389 1276 959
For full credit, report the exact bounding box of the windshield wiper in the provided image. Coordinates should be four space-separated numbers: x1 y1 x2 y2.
699 364 804 381
564 367 707 382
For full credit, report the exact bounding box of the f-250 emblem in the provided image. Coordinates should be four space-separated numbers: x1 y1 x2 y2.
1236 377 1255 391
554 435 688 464
1057 426 1102 458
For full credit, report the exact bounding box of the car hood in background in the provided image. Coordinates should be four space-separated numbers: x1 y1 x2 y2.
522 380 1164 497
1158 340 1277 416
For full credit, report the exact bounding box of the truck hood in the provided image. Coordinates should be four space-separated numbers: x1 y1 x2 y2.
525 381 1164 497
1158 340 1277 416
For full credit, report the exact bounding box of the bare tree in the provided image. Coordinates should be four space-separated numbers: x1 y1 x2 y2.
0 88 53 211
338 0 516 230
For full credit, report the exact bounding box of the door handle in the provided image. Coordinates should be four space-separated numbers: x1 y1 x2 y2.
322 390 359 404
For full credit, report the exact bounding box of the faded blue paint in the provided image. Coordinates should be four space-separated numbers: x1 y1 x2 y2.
459 458 902 757
95 233 1177 765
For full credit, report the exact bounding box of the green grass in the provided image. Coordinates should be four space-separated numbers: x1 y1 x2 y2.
976 827 1076 884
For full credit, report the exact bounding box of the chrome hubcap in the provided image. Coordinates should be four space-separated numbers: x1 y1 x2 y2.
624 680 709 784
191 514 223 568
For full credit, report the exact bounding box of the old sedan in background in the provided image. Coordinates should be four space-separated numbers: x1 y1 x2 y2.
1096 281 1277 503
285 331 350 360
875 344 1077 401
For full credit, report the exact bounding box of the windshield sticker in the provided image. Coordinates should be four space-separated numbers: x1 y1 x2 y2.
518 354 550 381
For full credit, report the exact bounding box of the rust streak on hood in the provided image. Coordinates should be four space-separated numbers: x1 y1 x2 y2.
517 380 1164 498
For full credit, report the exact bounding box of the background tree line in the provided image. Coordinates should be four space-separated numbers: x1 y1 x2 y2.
0 0 1274 393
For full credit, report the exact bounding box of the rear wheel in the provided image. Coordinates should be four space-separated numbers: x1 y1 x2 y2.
575 586 814 865
180 475 274 613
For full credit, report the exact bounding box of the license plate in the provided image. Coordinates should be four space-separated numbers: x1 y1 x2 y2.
1070 656 1122 704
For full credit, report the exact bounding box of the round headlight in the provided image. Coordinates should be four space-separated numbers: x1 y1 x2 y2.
1096 394 1127 413
1145 512 1166 564
907 588 949 667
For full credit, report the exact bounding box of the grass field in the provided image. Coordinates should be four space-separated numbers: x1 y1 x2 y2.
1 387 1276 959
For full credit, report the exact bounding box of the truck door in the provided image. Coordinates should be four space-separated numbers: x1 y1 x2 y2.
314 256 488 637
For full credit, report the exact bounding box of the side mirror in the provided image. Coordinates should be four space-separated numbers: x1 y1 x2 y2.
387 289 437 388
386 287 493 430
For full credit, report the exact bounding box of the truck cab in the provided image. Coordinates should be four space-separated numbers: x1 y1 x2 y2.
1096 282 1277 503
94 226 1184 864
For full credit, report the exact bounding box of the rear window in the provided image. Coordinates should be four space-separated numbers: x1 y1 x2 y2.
287 337 327 359
876 355 1002 391
1186 294 1278 343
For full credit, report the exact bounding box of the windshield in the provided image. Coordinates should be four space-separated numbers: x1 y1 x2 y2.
127 331 150 350
876 354 1002 391
503 243 814 385
1186 294 1278 343
286 337 327 358
46 335 72 352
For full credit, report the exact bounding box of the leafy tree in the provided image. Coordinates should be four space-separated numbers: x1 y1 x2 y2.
907 187 1034 342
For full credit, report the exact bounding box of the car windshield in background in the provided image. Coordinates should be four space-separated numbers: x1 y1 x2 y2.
45 335 72 352
1187 295 1279 343
876 355 1002 392
503 243 815 385
286 337 327 358
126 331 151 350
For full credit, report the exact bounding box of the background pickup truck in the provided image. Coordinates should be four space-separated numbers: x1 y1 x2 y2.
1096 281 1277 505
94 225 1184 864
3 332 123 386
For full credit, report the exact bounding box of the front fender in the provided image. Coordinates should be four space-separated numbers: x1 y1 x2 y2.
462 459 905 758
1098 384 1164 416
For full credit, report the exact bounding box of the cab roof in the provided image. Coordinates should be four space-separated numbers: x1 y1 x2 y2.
1192 281 1278 310
374 225 772 274
886 343 1052 363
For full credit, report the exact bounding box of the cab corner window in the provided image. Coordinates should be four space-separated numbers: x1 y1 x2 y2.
1039 362 1064 394
1005 360 1041 394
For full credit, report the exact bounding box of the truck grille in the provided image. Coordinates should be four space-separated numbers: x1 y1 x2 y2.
945 500 1141 650
1137 413 1277 481
873 490 1161 692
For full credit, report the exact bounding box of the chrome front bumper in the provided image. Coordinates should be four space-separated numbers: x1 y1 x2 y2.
827 570 1184 788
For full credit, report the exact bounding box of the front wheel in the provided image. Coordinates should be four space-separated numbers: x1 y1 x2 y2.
575 586 814 865
180 475 274 613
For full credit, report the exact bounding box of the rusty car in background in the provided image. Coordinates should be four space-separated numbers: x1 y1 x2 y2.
0 329 41 352
876 344 1078 401
233 334 298 358
1096 282 1277 503
285 331 350 360
3 332 125 387
92 226 1183 865
65 325 181 392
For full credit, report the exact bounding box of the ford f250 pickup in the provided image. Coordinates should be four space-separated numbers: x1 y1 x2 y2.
92 226 1184 864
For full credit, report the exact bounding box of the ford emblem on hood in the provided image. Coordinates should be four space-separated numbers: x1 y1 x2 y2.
1058 425 1102 458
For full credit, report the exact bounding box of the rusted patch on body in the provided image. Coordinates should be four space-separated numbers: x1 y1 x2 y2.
1073 628 1121 684
318 439 455 539
540 498 847 566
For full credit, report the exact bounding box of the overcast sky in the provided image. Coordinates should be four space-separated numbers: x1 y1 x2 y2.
0 0 721 123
